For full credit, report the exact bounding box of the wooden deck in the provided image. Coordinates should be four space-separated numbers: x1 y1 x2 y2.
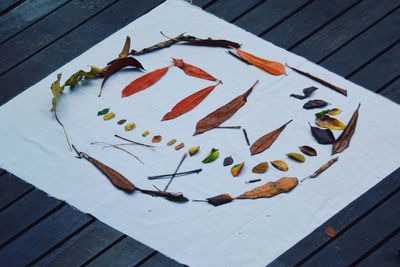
0 0 399 266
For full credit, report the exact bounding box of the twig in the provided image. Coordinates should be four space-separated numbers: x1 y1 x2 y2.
130 32 186 55
91 142 144 164
164 153 188 192
242 128 250 146
215 126 242 129
301 157 339 182
148 168 202 180
114 134 155 150
54 112 72 151
246 179 261 184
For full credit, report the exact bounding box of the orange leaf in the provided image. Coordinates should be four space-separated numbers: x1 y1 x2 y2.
162 81 221 121
324 226 337 237
235 49 286 76
121 66 169 97
172 58 217 81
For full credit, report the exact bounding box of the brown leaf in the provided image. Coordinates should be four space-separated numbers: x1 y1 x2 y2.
332 104 361 155
237 177 298 199
271 160 289 172
324 226 337 237
194 81 258 135
182 38 241 48
252 162 269 174
290 86 318 99
299 145 317 156
303 100 329 109
122 66 169 97
223 156 233 166
138 188 189 202
235 49 286 76
206 193 234 206
172 58 217 81
250 120 292 155
309 123 335 144
152 135 162 143
316 114 346 130
119 36 131 58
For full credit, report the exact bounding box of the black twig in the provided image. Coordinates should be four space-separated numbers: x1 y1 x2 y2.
243 128 250 146
148 169 202 180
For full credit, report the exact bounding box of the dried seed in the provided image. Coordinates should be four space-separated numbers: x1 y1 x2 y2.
287 153 305 163
97 108 110 116
271 160 289 172
299 145 317 156
188 146 200 156
175 143 185 150
124 123 136 131
117 119 127 125
303 100 329 110
167 139 177 146
223 156 233 166
231 162 244 177
142 130 150 137
103 112 115 121
152 135 162 143
252 162 269 174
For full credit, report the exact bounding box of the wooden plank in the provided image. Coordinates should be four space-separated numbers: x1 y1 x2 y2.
191 0 214 9
204 0 263 22
292 0 400 62
0 0 68 44
33 221 123 267
140 252 184 267
358 231 400 267
0 205 93 267
234 0 310 36
0 0 24 16
301 190 400 266
0 189 62 247
349 41 400 92
381 78 400 104
320 7 400 77
86 237 154 266
0 0 117 75
269 167 400 267
0 0 164 106
261 0 360 49
0 172 33 211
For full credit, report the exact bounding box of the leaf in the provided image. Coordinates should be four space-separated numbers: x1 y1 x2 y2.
223 156 233 166
152 135 162 143
65 66 106 87
206 193 234 206
188 146 200 156
202 148 219 163
194 81 258 135
162 81 221 121
332 104 361 155
51 73 64 112
172 58 217 81
234 49 286 76
315 108 342 116
250 120 292 156
100 57 144 96
124 123 136 131
182 38 241 48
252 162 268 174
236 177 298 199
138 188 189 202
287 153 305 163
299 145 317 156
231 162 244 177
121 66 169 97
309 123 335 144
119 36 131 58
286 64 348 96
301 157 339 182
290 86 318 99
303 99 329 109
315 114 346 130
324 226 337 237
271 160 289 172
117 119 126 125
97 108 110 116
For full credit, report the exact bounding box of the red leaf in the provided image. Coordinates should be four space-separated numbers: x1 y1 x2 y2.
234 49 286 76
172 58 217 81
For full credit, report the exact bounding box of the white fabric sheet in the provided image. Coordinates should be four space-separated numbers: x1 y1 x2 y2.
1 1 400 266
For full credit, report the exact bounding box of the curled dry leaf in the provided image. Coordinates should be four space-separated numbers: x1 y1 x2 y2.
175 143 185 150
194 81 258 135
271 160 289 172
125 123 136 131
250 120 292 156
301 157 339 182
299 145 317 156
202 148 219 163
121 66 169 97
172 58 217 81
315 108 342 116
234 49 286 76
65 66 106 87
332 104 361 155
138 188 189 203
103 112 115 121
97 108 110 116
315 114 346 130
231 162 244 177
182 38 241 48
309 123 335 144
223 156 233 166
167 139 177 146
290 86 318 100
303 99 329 110
119 36 131 58
206 193 234 206
162 81 221 121
287 153 305 163
188 146 200 156
152 135 162 143
237 177 298 199
252 162 269 174
324 226 337 238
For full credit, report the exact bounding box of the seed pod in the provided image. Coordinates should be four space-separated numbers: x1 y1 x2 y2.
124 123 136 131
287 153 305 163
303 100 328 110
167 139 177 146
175 143 185 150
271 160 289 172
252 162 269 174
188 146 200 156
299 145 317 156
231 162 244 177
142 130 150 137
223 156 233 166
117 119 126 125
103 112 115 121
152 135 162 143
206 194 234 206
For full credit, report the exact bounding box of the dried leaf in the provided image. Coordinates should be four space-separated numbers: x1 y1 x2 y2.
138 188 189 202
182 38 240 48
152 135 162 143
167 139 177 146
117 119 126 125
332 104 360 155
206 193 234 206
188 146 200 156
250 120 292 156
202 148 219 163
175 143 185 150
119 36 131 58
237 177 298 199
121 66 169 97
65 66 106 87
124 123 136 131
162 81 221 121
286 64 348 96
50 73 64 112
309 123 335 144
315 115 346 130
287 153 305 163
301 157 339 182
223 156 233 166
252 162 268 174
103 112 115 121
315 108 342 116
324 226 337 237
299 145 317 156
235 49 286 76
100 57 144 96
231 162 244 177
194 81 258 135
172 58 217 81
97 107 110 116
271 160 289 172
290 86 318 99
303 100 329 109
142 130 150 137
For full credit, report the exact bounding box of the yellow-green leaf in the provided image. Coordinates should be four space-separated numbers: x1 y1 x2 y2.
103 112 115 121
188 146 200 156
231 162 244 177
271 160 289 172
202 148 219 163
124 123 136 131
142 130 150 137
64 66 106 87
287 153 305 163
315 114 346 130
51 73 64 112
97 108 110 116
329 108 342 116
252 162 268 174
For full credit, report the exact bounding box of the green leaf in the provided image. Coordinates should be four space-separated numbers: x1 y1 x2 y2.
202 148 219 163
97 108 110 116
64 66 106 87
51 73 64 112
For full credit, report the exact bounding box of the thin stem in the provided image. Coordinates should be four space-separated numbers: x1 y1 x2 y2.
54 112 72 151
243 128 250 146
91 142 144 164
148 168 202 180
215 126 242 129
164 153 188 192
114 134 155 149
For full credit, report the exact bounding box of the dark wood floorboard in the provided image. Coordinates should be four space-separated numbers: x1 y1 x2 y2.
204 0 264 22
138 252 184 267
0 173 33 211
0 0 25 16
381 78 400 103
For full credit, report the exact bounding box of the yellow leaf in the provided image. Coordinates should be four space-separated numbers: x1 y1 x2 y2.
231 162 244 177
315 115 346 130
188 146 200 156
287 153 305 163
271 160 288 172
252 162 269 174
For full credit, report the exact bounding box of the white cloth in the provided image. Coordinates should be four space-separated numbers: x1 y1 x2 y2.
1 1 400 266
